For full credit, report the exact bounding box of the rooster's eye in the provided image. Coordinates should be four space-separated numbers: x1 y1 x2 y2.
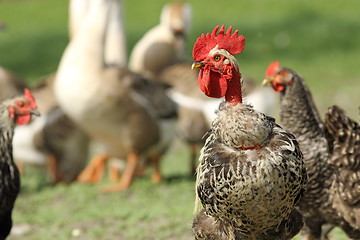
214 55 221 62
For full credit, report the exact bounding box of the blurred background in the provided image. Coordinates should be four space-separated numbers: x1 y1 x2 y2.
0 0 359 239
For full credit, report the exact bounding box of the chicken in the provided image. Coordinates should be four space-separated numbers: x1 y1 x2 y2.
55 0 176 191
324 105 360 234
191 25 307 240
0 89 39 240
193 208 304 240
130 3 277 174
3 69 90 184
263 61 360 239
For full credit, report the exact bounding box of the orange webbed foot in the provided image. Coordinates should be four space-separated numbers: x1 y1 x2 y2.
77 155 109 183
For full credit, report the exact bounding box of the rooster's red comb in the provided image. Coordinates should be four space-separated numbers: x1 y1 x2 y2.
24 88 37 108
265 61 281 77
192 25 246 61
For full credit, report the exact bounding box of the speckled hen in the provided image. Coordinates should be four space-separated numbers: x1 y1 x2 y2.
191 26 307 240
0 89 39 240
264 62 360 239
324 105 360 236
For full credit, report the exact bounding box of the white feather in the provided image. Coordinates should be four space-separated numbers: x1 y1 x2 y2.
13 117 47 165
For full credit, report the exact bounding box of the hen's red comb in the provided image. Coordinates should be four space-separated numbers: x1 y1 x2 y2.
24 88 37 108
265 61 280 77
192 25 246 61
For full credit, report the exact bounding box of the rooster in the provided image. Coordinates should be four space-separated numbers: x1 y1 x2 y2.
264 61 360 239
191 25 307 240
0 89 39 240
130 3 277 174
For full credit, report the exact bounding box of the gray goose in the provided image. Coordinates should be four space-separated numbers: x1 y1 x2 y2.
191 26 307 240
31 75 89 183
264 61 360 239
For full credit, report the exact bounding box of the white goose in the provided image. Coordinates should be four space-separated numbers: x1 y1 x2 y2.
55 0 176 191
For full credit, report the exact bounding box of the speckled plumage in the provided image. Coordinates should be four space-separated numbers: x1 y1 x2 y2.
0 93 38 239
266 64 360 239
194 102 307 240
191 26 307 240
324 105 360 233
193 207 304 240
275 68 335 238
0 111 19 240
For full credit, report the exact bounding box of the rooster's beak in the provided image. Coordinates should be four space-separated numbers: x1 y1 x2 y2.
191 61 205 69
262 77 275 86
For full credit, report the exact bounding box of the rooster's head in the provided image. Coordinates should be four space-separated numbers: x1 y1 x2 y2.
7 88 40 125
192 25 246 104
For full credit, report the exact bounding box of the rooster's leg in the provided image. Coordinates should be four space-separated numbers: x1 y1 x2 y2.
102 152 138 192
47 154 61 183
150 153 162 184
77 154 109 183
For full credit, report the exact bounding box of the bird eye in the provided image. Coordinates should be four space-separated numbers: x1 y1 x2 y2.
214 55 221 62
17 101 24 107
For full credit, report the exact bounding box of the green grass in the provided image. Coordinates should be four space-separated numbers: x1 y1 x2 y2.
1 0 359 239
12 142 196 240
